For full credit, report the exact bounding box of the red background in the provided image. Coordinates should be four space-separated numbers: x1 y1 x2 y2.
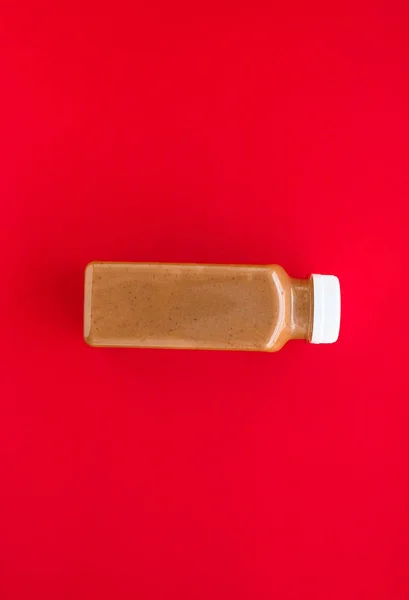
2 1 409 598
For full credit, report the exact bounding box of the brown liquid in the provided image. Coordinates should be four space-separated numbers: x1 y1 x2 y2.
84 262 313 351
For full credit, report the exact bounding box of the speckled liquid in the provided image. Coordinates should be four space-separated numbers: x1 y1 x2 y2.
84 262 312 351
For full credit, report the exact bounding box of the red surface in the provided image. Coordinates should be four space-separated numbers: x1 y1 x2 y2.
2 1 409 598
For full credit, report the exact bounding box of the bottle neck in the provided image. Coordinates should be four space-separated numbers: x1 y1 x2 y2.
290 278 313 340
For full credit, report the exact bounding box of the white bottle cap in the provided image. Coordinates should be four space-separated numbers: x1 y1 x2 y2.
311 274 341 344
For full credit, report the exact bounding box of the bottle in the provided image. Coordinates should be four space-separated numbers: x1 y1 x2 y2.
84 262 341 351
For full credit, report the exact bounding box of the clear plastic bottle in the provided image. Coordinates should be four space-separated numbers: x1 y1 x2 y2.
84 262 340 351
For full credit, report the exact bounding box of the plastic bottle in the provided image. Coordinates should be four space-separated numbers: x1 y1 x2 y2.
84 262 340 351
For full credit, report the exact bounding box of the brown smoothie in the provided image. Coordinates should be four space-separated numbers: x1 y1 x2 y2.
84 262 315 351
